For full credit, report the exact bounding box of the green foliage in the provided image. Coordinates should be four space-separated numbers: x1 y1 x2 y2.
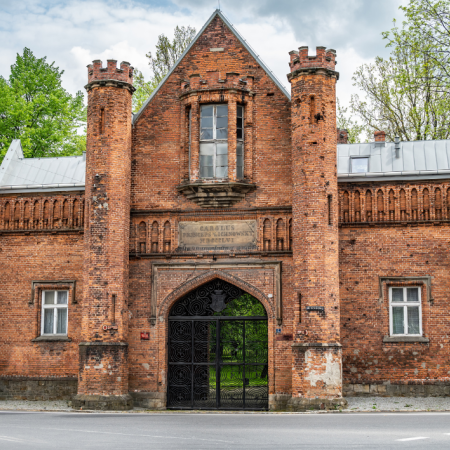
350 0 450 141
133 25 196 113
0 48 86 162
336 98 366 143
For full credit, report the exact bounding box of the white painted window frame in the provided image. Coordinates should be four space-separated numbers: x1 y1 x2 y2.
389 286 422 337
41 290 69 336
350 156 369 173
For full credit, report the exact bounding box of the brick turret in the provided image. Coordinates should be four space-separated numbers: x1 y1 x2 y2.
288 46 346 410
73 60 134 411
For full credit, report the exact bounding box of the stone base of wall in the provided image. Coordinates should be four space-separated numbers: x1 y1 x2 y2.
344 383 450 397
72 394 133 410
269 394 347 411
0 377 77 401
130 391 165 410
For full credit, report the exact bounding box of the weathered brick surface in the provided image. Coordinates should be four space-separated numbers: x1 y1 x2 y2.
2 13 450 407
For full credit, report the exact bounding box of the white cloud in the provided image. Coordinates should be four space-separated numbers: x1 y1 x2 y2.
0 0 405 110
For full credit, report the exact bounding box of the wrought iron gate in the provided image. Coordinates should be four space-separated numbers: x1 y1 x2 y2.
167 279 268 410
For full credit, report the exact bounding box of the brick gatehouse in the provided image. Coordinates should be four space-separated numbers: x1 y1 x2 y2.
1 11 450 410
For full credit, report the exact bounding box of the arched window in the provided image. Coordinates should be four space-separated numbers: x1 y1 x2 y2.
263 219 271 251
14 202 20 229
435 188 442 220
53 200 60 228
423 188 430 220
389 189 395 221
288 219 292 251
365 190 372 222
164 221 171 253
151 221 159 253
62 200 70 227
43 201 50 228
73 199 80 227
343 191 349 222
377 190 384 222
24 202 30 229
411 189 418 221
4 202 10 229
400 189 406 221
276 219 284 250
33 201 40 228
139 221 146 253
354 191 361 222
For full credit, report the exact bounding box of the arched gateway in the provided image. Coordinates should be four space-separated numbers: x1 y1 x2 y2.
167 279 268 410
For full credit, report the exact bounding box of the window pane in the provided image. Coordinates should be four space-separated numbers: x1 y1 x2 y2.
237 117 243 128
200 143 214 155
57 291 68 305
237 129 243 139
216 154 228 166
216 105 228 117
200 166 214 178
44 291 55 305
216 166 228 178
216 143 228 155
200 129 213 140
216 128 228 139
392 307 404 334
201 106 213 117
407 307 420 334
237 106 243 118
236 143 243 156
216 117 228 129
407 288 419 302
351 158 369 173
57 308 68 334
44 308 54 334
391 288 404 302
201 117 213 128
237 165 243 179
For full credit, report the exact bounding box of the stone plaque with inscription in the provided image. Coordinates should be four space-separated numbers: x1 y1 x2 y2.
178 220 257 252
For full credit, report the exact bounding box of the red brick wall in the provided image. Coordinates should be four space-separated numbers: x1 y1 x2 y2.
0 194 84 377
132 15 292 210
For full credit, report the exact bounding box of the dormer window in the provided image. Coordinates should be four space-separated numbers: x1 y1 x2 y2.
351 157 369 173
200 105 228 178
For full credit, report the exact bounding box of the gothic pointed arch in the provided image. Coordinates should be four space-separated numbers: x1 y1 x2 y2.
159 269 274 320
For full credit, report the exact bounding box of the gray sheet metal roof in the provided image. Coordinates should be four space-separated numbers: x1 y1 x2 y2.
0 140 85 193
132 9 290 125
338 140 450 182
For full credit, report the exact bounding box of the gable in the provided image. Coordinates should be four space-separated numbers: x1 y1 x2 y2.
132 10 290 124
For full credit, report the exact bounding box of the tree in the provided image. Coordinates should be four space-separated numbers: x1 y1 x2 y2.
384 0 450 92
0 48 86 162
133 25 196 112
336 98 366 143
350 5 450 142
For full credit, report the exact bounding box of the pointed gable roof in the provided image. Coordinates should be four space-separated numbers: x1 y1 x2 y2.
132 9 290 124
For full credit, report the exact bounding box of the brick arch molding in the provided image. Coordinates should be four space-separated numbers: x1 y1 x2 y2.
159 269 275 320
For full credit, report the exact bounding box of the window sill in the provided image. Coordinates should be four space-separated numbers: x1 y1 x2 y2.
32 336 71 342
383 335 429 343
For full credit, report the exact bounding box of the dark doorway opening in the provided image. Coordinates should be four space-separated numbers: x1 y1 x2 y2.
167 279 268 410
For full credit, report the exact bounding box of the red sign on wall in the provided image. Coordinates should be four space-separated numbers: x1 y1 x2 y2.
140 332 150 340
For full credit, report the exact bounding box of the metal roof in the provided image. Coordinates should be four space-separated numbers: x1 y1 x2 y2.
338 140 450 182
132 9 291 125
0 140 86 193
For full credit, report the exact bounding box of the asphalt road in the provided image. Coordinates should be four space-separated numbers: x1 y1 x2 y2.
1 411 450 449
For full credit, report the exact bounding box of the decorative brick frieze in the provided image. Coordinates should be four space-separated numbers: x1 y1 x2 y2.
0 194 84 231
339 182 450 225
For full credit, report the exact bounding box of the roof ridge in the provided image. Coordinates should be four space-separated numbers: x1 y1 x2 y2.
132 9 290 125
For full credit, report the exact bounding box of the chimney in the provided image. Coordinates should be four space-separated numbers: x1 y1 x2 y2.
374 131 385 143
337 128 348 144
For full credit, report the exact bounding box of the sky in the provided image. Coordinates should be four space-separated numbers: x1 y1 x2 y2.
0 0 408 107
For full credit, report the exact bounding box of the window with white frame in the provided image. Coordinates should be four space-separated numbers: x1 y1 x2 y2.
41 290 68 336
389 287 422 336
351 157 369 173
200 104 228 178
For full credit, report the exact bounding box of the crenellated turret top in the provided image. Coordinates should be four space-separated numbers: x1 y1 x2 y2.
86 59 134 85
289 46 336 73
